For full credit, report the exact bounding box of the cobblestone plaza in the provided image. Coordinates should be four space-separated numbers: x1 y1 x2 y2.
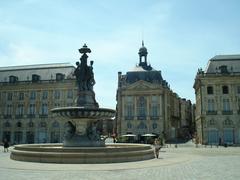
1 142 240 180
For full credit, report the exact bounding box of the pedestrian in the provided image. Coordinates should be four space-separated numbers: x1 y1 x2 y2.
153 138 161 158
3 139 9 152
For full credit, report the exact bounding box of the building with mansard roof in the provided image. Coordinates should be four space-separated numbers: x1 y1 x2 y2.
0 63 77 144
194 55 240 145
0 62 115 144
116 42 193 142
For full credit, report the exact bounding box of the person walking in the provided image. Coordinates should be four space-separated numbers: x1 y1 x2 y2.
153 138 161 158
3 139 9 152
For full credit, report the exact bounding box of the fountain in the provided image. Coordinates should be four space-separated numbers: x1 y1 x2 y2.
10 44 154 163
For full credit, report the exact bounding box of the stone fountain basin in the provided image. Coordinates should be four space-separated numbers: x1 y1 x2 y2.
51 107 115 119
10 143 154 164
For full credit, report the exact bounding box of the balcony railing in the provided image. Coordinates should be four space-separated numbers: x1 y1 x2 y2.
15 115 24 119
222 110 233 115
124 116 134 120
206 111 217 115
39 114 48 118
3 115 12 119
137 116 146 120
150 116 159 120
27 114 36 118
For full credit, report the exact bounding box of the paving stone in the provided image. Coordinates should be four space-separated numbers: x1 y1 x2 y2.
0 145 240 180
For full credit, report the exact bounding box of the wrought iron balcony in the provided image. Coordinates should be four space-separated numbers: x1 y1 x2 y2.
15 115 24 119
3 115 12 119
137 116 146 120
39 114 48 118
124 116 134 120
150 116 159 120
222 110 233 115
206 111 217 115
27 114 36 118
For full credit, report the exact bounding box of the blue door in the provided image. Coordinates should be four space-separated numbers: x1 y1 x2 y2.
208 129 218 144
223 128 234 144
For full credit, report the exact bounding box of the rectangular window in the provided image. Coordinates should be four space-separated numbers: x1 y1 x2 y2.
30 91 36 100
54 90 60 99
41 103 48 115
19 92 24 100
222 86 229 94
207 99 215 111
6 104 12 115
207 86 214 94
42 91 48 99
237 86 240 94
7 92 13 101
150 96 159 117
16 104 24 115
223 99 230 111
29 104 36 115
137 96 146 119
67 90 73 99
124 96 134 118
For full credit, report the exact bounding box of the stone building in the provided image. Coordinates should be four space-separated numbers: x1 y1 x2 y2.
116 42 193 141
0 62 115 144
194 55 240 145
0 63 77 144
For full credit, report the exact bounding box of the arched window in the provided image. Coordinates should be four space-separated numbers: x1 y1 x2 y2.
52 121 60 128
9 75 18 83
56 73 65 81
152 123 158 129
39 121 47 128
16 121 22 128
32 74 40 82
138 122 147 129
28 121 34 127
127 122 132 129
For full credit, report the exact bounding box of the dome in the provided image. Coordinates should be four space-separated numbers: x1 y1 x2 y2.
138 46 148 56
138 41 148 56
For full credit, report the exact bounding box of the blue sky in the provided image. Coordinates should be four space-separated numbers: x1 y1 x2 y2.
0 0 240 108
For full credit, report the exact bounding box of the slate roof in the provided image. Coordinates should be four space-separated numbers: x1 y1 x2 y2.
0 63 75 82
205 55 240 74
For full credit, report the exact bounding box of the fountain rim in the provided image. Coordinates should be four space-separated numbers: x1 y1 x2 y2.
51 106 116 119
51 106 115 112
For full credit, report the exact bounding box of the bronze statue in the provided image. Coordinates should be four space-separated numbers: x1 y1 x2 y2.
74 44 95 91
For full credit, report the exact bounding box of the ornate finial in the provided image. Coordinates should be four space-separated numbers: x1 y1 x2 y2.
142 40 144 47
79 44 91 54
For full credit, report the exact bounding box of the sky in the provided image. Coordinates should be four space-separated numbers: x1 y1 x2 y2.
0 0 240 109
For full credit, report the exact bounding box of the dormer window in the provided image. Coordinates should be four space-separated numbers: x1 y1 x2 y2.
9 75 18 83
56 73 65 81
32 74 40 82
219 65 229 74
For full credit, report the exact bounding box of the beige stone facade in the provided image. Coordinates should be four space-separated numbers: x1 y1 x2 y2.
194 55 240 145
0 63 115 144
0 63 78 144
116 43 193 141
